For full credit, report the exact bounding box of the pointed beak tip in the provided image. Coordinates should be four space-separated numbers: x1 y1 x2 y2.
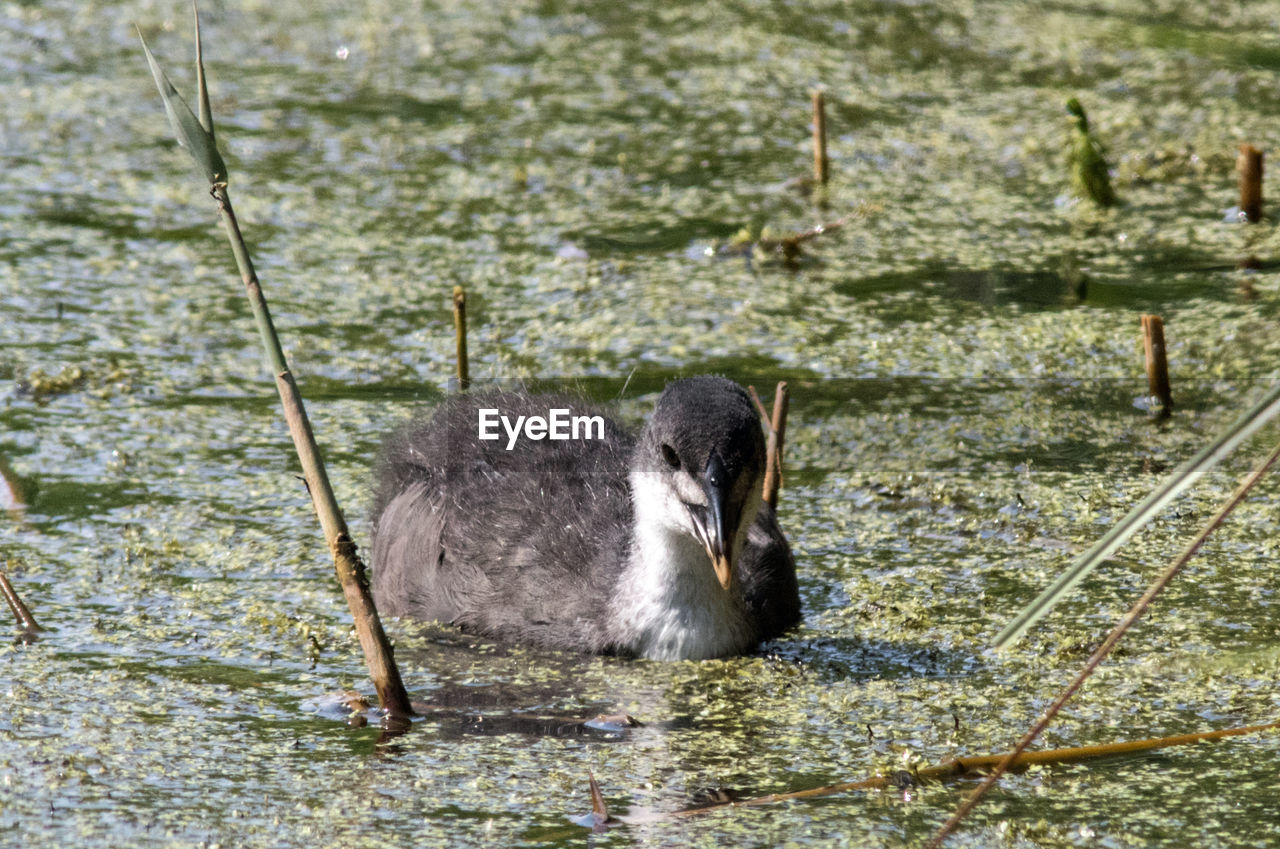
712 553 733 591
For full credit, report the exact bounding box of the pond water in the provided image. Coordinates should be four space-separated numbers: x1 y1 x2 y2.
3 1 1280 846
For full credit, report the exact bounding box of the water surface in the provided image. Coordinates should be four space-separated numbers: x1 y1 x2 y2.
3 1 1280 846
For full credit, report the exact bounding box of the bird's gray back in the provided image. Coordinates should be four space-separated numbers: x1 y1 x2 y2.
371 390 636 651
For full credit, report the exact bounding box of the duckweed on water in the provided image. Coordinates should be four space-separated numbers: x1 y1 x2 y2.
3 0 1280 847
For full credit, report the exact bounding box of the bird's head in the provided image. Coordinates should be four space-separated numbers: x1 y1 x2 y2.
633 377 766 591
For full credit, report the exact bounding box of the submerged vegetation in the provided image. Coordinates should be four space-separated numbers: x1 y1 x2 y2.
1067 97 1117 209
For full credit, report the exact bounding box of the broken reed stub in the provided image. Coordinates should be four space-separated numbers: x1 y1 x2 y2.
1141 314 1173 414
812 90 829 186
1238 144 1264 223
452 285 469 391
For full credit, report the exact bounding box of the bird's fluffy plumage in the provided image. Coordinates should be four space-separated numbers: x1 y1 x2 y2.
370 378 800 659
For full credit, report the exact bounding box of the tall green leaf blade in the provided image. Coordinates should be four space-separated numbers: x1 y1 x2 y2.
138 29 228 186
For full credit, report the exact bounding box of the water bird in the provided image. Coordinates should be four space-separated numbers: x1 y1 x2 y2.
370 377 800 660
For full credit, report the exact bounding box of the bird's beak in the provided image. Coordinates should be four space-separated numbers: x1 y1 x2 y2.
702 453 737 591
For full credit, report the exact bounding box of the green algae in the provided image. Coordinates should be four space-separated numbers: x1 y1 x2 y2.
2 0 1280 847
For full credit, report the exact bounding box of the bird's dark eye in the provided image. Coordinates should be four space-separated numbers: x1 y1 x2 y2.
661 443 681 470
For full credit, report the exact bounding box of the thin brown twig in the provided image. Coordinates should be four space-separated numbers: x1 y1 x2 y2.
747 384 790 507
728 202 879 261
0 569 42 636
746 385 771 423
755 214 851 255
762 382 789 509
925 437 1280 848
610 718 1280 824
143 18 414 721
210 183 413 721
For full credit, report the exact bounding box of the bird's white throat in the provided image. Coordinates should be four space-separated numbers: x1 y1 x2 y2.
610 469 754 660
